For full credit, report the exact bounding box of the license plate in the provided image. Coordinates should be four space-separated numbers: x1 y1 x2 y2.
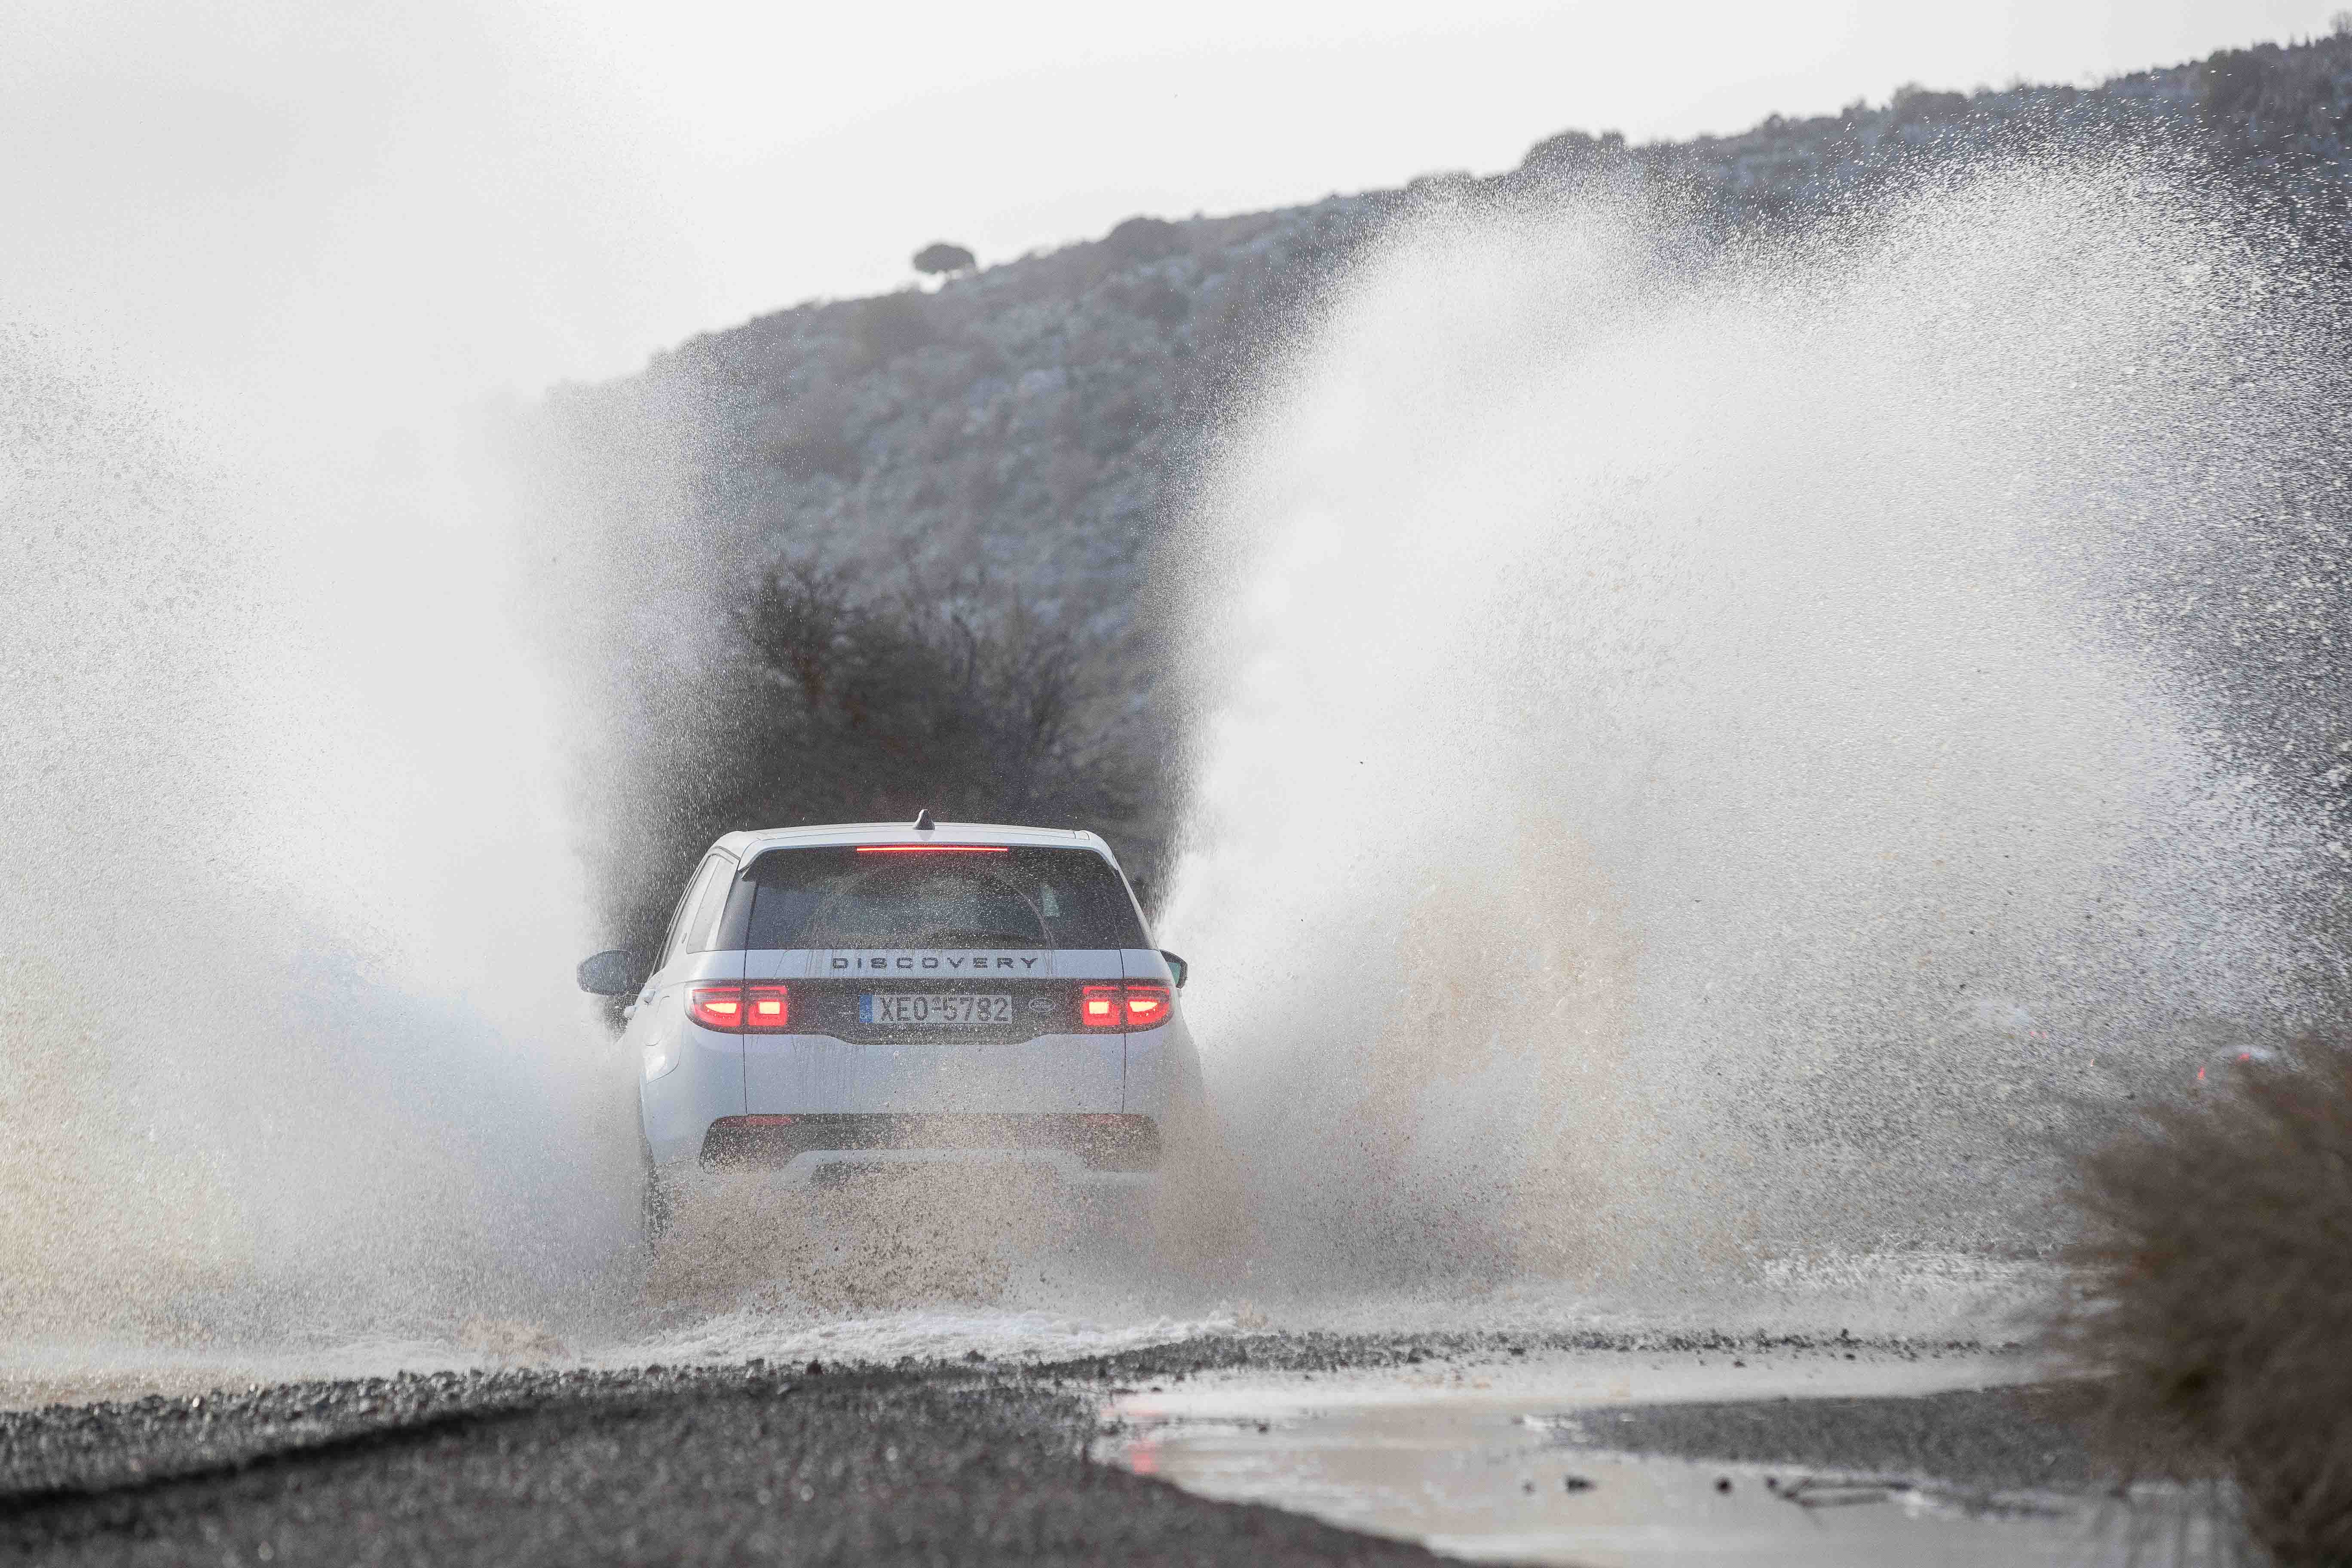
859 992 1014 1026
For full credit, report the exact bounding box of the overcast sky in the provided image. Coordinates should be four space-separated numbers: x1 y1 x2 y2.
2 0 2331 426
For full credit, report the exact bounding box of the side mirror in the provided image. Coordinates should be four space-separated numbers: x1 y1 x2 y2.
1158 949 1189 990
576 949 643 996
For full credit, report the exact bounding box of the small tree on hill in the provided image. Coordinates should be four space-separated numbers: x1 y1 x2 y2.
913 242 976 279
1104 216 1180 263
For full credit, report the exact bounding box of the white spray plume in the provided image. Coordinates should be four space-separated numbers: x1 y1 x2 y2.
1163 157 2342 1306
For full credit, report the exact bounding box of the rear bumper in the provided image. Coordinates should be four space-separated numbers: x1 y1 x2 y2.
698 1112 1162 1186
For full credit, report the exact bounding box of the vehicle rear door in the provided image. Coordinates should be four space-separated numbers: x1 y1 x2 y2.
737 844 1136 1115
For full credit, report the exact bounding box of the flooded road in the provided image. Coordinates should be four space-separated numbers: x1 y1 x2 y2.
1098 1350 2219 1567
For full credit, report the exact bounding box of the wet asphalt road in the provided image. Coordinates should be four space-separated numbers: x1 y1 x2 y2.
0 1363 1456 1567
0 1333 2094 1566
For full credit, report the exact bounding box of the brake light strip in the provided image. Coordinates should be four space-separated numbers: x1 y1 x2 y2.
854 845 1010 854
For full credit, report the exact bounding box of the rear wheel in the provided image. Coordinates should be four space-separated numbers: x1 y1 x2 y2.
640 1135 674 1254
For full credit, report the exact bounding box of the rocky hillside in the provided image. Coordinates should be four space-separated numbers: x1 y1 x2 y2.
518 29 2352 908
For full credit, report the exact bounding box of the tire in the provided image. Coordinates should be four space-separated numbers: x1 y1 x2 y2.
640 1135 674 1255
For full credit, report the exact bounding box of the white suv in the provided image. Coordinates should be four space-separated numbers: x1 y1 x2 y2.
577 816 1198 1226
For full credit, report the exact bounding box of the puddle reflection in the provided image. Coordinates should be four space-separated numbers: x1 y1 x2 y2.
1100 1383 2223 1567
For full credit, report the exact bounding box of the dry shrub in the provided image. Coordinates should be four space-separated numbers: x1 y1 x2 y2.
2057 1034 2352 1565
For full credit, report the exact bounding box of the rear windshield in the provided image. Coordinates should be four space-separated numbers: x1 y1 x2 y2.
717 846 1145 951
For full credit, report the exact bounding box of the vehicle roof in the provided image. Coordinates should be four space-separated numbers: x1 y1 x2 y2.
711 821 1119 862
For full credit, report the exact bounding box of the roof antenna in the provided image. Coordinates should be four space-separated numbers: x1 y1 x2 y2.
913 809 936 832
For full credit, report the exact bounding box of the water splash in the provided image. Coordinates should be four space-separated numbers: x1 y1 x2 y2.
0 330 639 1347
1162 155 2347 1302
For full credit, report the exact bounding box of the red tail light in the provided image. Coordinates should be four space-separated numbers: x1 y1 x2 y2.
1080 985 1123 1029
688 984 743 1030
688 983 791 1032
1122 983 1171 1028
1079 982 1173 1032
744 984 790 1032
